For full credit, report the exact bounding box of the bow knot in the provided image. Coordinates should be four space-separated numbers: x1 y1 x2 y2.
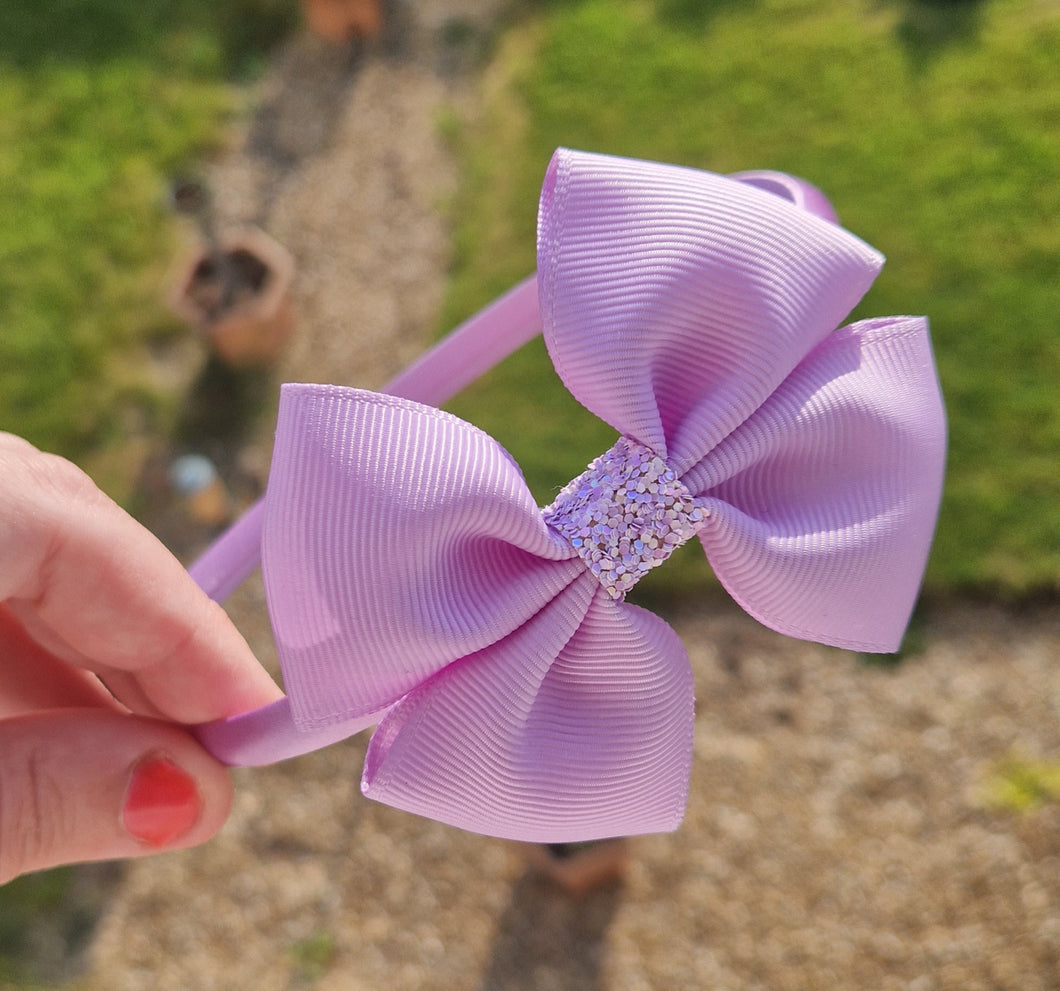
542 435 708 600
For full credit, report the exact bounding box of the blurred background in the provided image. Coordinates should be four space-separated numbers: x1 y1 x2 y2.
3 0 1058 592
1 0 1058 987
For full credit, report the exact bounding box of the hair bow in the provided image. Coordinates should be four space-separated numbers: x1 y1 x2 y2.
192 149 946 843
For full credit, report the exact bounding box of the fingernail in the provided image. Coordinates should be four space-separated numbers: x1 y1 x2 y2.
122 755 202 848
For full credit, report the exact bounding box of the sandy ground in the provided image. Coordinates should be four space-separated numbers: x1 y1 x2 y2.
61 3 1060 988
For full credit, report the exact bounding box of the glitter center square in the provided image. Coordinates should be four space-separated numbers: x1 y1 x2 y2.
542 436 707 600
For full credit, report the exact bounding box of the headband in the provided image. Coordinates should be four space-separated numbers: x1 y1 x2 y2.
189 148 946 843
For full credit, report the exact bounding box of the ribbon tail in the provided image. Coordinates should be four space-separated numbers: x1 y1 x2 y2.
362 576 695 843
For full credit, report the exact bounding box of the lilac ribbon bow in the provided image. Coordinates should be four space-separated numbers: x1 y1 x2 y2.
194 149 946 843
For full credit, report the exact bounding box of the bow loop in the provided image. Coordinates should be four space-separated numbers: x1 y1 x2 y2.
538 148 884 471
262 384 581 728
363 576 695 841
685 316 945 651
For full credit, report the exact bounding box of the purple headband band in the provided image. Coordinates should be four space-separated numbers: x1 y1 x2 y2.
190 149 946 843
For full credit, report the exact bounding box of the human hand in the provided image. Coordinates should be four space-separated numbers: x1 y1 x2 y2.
0 433 282 883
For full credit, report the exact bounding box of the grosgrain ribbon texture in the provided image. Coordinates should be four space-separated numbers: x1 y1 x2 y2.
221 149 947 843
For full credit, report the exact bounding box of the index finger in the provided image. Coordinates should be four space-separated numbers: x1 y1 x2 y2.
0 434 282 723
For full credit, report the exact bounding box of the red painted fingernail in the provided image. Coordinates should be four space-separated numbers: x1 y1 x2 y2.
122 755 201 848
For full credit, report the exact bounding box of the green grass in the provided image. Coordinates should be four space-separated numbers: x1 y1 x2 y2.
0 0 296 492
0 863 120 986
983 753 1060 812
441 0 1060 597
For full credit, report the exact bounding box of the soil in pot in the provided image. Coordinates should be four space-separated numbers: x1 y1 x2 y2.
185 248 271 323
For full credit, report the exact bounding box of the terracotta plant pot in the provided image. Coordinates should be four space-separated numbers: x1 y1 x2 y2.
169 227 296 369
301 0 383 42
522 839 630 896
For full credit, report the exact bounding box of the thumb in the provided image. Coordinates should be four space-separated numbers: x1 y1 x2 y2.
0 710 234 884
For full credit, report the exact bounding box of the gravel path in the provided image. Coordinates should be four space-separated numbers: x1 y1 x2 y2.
75 4 1060 988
